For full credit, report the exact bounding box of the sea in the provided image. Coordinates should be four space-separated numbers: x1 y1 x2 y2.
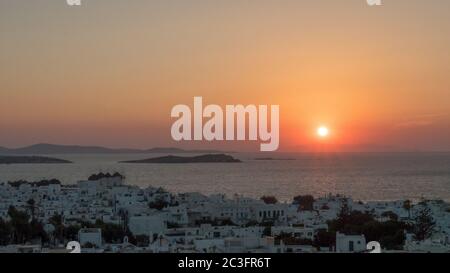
1 152 449 202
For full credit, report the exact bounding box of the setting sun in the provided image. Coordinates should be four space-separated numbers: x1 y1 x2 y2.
317 126 329 138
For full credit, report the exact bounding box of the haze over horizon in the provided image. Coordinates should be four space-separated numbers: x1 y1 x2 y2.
1 0 450 152
0 142 449 154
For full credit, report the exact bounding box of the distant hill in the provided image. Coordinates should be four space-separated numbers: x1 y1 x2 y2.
145 147 188 153
8 179 62 187
0 156 72 164
0 144 227 155
254 157 296 161
120 154 241 164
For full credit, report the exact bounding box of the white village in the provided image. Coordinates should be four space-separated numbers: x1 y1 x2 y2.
0 173 449 253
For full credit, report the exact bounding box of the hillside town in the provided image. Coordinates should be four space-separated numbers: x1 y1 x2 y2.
0 173 449 253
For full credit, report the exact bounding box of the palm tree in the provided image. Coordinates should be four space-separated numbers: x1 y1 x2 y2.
403 200 412 219
49 213 65 245
8 206 30 244
412 205 436 241
26 199 36 220
117 209 129 230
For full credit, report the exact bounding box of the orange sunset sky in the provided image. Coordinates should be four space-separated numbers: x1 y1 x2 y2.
1 0 450 152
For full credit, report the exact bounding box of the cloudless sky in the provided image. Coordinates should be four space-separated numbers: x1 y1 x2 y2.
1 0 449 151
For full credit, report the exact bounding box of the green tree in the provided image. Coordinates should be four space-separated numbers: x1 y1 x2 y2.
26 199 37 220
262 226 272 237
337 201 352 220
314 229 335 248
381 211 399 222
245 220 259 227
412 206 436 241
135 235 150 247
64 224 81 241
261 196 278 204
0 218 12 245
403 200 412 219
361 220 406 250
29 219 49 244
293 195 315 211
8 206 31 244
328 206 407 250
148 199 169 210
94 219 127 243
49 213 65 244
275 232 313 245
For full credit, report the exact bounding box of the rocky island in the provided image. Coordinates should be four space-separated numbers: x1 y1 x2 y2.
120 154 241 164
0 156 72 164
254 157 296 161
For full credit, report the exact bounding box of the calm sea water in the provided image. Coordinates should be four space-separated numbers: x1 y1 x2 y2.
1 153 449 202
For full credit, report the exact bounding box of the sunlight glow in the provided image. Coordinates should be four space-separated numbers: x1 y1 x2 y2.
317 126 329 138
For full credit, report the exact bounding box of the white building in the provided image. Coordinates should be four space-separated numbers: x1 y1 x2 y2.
335 232 366 253
78 228 102 248
128 215 166 236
